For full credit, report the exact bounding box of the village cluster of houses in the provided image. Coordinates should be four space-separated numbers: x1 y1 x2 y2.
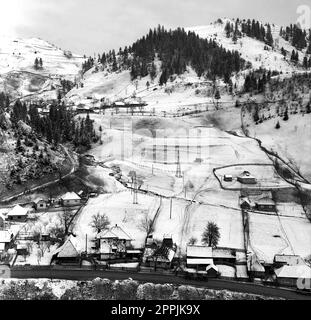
224 170 257 185
0 191 86 257
249 252 311 288
53 224 142 265
73 97 147 115
240 190 277 212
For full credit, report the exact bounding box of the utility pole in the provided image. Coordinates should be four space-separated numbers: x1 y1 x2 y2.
133 172 138 204
85 234 88 255
175 148 182 178
170 198 173 220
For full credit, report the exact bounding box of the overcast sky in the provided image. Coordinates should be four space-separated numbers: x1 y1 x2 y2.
0 0 309 55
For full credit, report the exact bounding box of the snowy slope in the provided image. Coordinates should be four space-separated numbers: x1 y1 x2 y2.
0 35 85 98
65 18 309 110
186 18 304 74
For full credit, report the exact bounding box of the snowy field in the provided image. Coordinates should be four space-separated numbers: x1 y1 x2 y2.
248 207 311 264
72 191 161 251
248 114 311 182
215 164 291 189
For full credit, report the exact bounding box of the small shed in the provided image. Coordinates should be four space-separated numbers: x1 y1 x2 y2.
33 199 48 211
16 244 28 256
224 175 233 182
240 197 252 210
206 264 219 278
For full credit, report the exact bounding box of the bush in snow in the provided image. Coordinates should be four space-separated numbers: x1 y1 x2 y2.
0 280 56 300
136 283 157 300
92 278 114 300
61 281 97 300
113 279 139 300
177 285 203 300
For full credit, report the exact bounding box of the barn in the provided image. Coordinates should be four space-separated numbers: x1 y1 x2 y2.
255 197 276 212
237 171 257 185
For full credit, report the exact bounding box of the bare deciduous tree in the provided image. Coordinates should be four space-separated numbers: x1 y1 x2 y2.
59 207 73 235
90 213 110 233
138 216 154 236
188 237 197 246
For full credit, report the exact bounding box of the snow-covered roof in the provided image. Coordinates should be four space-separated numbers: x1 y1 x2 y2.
8 205 28 217
255 197 275 206
110 225 132 241
275 265 311 279
115 101 125 106
97 229 119 239
97 225 132 241
187 258 214 265
0 231 11 243
187 245 213 258
33 198 47 204
240 197 252 206
213 248 236 259
239 172 256 179
61 192 81 201
55 237 79 258
274 255 305 266
206 264 219 272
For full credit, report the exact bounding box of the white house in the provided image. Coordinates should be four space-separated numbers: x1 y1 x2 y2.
7 205 29 222
96 225 132 260
60 192 82 207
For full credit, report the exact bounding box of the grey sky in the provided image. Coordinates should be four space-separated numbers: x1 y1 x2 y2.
2 0 309 55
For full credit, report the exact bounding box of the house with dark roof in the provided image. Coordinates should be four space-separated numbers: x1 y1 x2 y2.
237 171 257 185
33 198 48 211
255 197 276 212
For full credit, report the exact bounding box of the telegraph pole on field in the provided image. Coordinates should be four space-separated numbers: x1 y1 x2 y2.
85 234 88 255
133 172 138 204
175 148 182 178
170 198 173 220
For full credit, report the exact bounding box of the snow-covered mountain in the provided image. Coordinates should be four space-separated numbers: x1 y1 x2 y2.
0 35 85 99
64 18 310 111
187 18 306 74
